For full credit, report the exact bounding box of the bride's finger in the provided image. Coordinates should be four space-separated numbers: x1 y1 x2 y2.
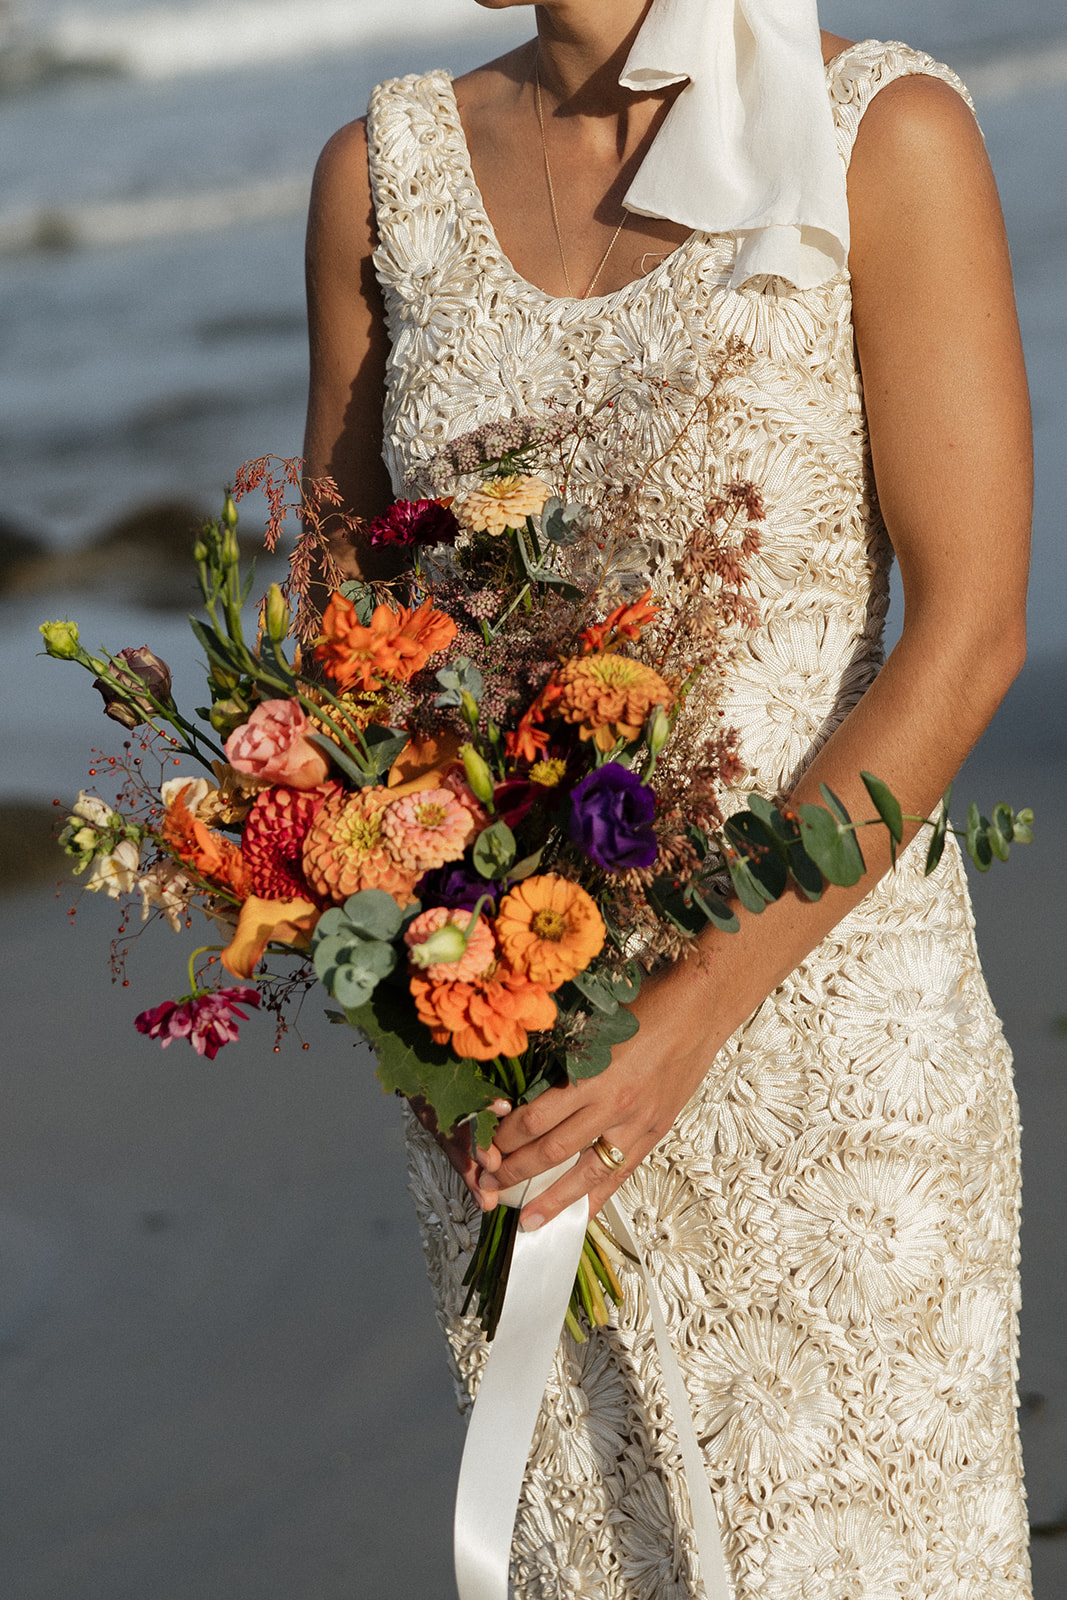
517 1136 641 1232
478 1103 607 1197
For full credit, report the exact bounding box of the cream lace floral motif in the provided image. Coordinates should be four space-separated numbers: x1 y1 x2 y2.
371 38 1030 1600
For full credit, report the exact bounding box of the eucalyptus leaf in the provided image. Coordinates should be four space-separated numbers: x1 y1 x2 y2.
472 819 517 880
566 1006 640 1081
571 970 621 1014
924 789 951 875
341 889 407 941
860 770 904 845
509 847 545 881
337 579 378 625
690 886 741 932
798 801 865 887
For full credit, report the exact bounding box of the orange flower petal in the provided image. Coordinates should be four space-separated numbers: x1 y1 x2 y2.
220 895 319 980
386 729 464 796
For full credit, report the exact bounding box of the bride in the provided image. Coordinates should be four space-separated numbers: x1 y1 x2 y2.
303 2 1032 1594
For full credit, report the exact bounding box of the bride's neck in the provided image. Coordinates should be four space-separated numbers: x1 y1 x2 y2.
532 0 654 114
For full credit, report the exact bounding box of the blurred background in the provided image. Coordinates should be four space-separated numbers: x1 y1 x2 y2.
0 1 1063 1595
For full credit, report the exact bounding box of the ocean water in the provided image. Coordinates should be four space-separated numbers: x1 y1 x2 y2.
1 0 1064 796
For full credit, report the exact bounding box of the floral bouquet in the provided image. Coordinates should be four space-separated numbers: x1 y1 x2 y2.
40 383 1033 1340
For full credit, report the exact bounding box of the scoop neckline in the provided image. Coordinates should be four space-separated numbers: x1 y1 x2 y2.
433 42 874 310
438 72 704 309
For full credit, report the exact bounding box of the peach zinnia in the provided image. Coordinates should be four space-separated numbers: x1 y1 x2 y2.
458 474 553 537
552 653 673 753
404 907 496 983
382 788 477 872
410 969 556 1062
496 874 606 989
302 788 419 905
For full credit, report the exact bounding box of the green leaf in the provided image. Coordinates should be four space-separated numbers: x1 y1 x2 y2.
509 846 545 881
571 970 621 1014
965 803 995 872
860 770 903 848
418 1056 499 1137
566 1005 640 1081
798 801 865 887
307 731 375 787
337 579 378 625
341 889 407 942
473 1108 500 1153
725 851 775 914
690 886 740 932
344 984 498 1135
924 782 953 875
1012 806 1034 846
332 965 385 1010
724 813 789 900
472 819 517 880
189 616 247 675
647 876 710 935
610 965 643 1004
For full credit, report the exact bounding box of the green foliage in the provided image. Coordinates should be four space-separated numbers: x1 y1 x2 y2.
861 770 903 865
311 891 409 1009
566 1005 640 1080
346 983 497 1135
473 819 517 879
924 782 953 874
336 579 378 624
798 786 866 887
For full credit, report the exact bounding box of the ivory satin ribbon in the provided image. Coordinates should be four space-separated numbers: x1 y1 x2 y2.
453 1164 733 1600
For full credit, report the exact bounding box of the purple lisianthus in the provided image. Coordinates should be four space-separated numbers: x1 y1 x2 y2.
93 644 173 730
367 498 460 548
568 762 658 871
135 987 261 1060
416 860 499 912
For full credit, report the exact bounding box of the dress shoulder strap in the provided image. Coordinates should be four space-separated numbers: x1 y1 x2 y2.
826 39 980 168
367 70 482 300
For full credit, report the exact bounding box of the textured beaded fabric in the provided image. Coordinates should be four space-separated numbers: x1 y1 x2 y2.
367 39 1032 1600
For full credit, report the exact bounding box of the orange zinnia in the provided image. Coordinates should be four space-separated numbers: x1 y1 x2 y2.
314 593 457 692
410 967 556 1062
496 874 605 988
302 788 419 905
161 786 252 899
552 653 673 753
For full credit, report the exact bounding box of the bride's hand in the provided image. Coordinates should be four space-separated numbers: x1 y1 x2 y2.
478 968 719 1230
409 1094 510 1210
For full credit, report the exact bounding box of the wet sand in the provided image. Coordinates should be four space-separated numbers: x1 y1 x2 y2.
0 665 1064 1598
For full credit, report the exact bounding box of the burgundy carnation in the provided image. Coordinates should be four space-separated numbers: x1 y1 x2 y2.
367 498 460 548
135 987 261 1060
568 762 658 871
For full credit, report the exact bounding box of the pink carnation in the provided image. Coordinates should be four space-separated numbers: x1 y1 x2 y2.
135 987 261 1060
225 699 330 790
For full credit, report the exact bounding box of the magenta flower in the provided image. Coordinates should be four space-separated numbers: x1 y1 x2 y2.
366 498 460 548
135 986 261 1060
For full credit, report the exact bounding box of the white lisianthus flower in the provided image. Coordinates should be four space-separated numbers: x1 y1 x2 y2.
84 837 142 899
71 791 119 829
139 860 196 932
161 776 214 813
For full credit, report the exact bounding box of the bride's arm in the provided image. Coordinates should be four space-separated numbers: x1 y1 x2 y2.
479 73 1032 1228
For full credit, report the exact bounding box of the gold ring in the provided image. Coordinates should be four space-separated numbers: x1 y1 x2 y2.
591 1137 626 1173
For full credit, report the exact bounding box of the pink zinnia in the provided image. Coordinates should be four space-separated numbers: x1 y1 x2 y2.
382 788 477 871
135 987 261 1060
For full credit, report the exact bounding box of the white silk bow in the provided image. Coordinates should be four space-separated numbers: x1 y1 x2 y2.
619 0 849 289
453 1159 733 1600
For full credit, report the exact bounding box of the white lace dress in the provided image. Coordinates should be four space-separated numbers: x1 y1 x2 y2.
366 40 1032 1600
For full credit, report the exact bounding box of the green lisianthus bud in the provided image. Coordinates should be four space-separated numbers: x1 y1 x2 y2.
408 922 470 969
265 583 289 643
460 743 495 805
39 619 82 660
645 704 671 760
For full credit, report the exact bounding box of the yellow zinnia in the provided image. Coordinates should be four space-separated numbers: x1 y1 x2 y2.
458 474 553 537
496 874 606 989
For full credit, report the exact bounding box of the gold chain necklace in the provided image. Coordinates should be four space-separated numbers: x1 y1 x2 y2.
534 57 628 300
